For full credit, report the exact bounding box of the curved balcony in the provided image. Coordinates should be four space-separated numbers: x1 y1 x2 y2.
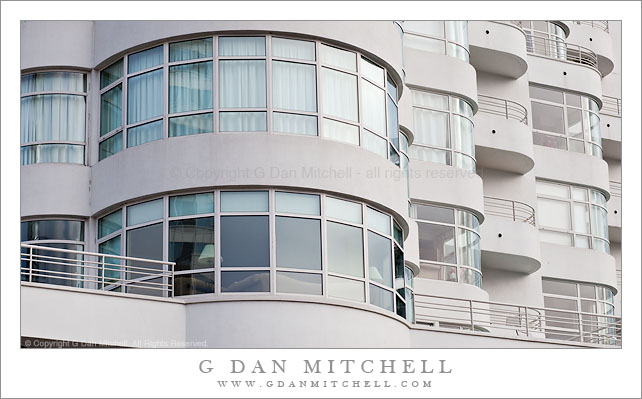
565 21 615 77
480 197 541 274
570 20 609 33
468 21 528 79
529 36 599 73
474 94 534 174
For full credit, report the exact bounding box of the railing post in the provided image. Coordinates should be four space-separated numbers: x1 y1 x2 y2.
512 200 516 221
524 307 530 336
28 246 33 283
171 262 175 298
469 300 475 331
101 255 105 291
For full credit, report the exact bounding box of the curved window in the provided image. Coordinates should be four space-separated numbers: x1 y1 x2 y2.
536 180 610 253
20 71 86 165
97 34 402 167
412 203 481 288
408 89 476 172
20 219 85 287
530 85 602 158
96 190 410 318
401 21 469 62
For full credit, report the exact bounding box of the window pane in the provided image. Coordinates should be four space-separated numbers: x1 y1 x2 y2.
366 207 391 235
327 222 364 277
322 118 359 145
22 71 86 94
127 199 163 226
169 113 213 137
100 84 122 136
536 181 569 198
393 222 404 247
218 37 265 56
454 153 476 172
408 146 451 165
403 21 445 37
220 216 269 267
539 230 573 245
418 222 456 263
169 61 213 113
542 279 577 296
321 67 358 122
127 120 163 148
590 190 607 207
368 232 393 287
579 284 596 298
175 272 215 296
388 98 399 148
274 112 317 136
363 130 387 157
404 34 446 54
529 86 564 103
21 220 84 242
415 204 454 223
532 102 564 134
99 236 121 286
533 132 567 150
362 80 387 136
568 139 585 153
169 193 214 217
275 192 320 215
567 108 583 138
537 198 571 230
573 203 590 233
327 276 364 302
219 60 266 108
369 284 394 311
219 111 266 132
457 210 480 230
272 37 315 61
26 243 84 288
220 191 268 212
169 38 213 62
99 132 123 161
101 59 124 89
460 268 481 287
98 210 122 239
276 272 322 295
127 69 163 124
412 90 449 110
272 61 316 112
326 197 362 224
395 246 405 294
320 44 357 71
575 235 591 248
21 94 86 143
169 217 215 271
452 115 474 156
451 97 473 119
360 57 385 86
591 205 609 239
544 296 578 311
387 74 398 101
457 229 481 269
276 217 321 270
128 46 163 74
21 144 84 165
593 238 610 253
126 222 163 286
221 271 269 292
413 108 449 147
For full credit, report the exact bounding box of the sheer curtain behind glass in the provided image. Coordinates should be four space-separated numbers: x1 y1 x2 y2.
169 61 213 113
219 60 266 108
128 69 163 124
21 95 86 143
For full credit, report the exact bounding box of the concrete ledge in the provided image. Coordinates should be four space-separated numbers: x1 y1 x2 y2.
21 164 91 217
469 21 528 79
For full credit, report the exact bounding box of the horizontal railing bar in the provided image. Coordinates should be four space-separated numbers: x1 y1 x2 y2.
21 244 176 266
22 256 172 276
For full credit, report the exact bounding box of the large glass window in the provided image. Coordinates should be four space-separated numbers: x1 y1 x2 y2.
536 180 610 253
21 71 86 165
401 21 470 62
530 85 602 158
409 89 475 172
413 203 482 288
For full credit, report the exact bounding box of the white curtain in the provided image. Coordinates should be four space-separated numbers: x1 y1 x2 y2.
21 94 86 143
218 37 265 56
319 44 356 71
169 38 212 62
219 112 266 132
127 69 163 124
321 118 358 145
272 61 316 112
127 120 162 147
321 68 358 122
169 113 213 137
169 61 213 114
21 71 85 94
21 144 83 165
362 130 387 158
413 108 449 147
272 37 315 61
361 80 386 136
274 113 316 136
452 115 474 156
128 46 163 74
219 60 266 108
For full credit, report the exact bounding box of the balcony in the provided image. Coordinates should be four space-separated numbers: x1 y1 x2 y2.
528 35 600 74
570 20 609 33
468 21 528 78
414 293 621 347
480 196 541 274
474 94 535 174
566 20 615 77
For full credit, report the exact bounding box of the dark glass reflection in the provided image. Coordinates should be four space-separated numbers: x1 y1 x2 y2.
175 272 215 296
394 245 405 296
21 243 84 288
221 271 269 292
169 217 215 271
396 294 406 319
276 216 321 270
367 231 393 287
126 222 163 296
21 220 84 242
369 284 394 311
221 216 269 267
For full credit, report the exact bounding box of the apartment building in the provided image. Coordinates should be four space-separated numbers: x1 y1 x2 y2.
19 20 622 348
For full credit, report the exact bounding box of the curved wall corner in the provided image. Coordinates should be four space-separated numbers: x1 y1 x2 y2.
533 146 610 200
21 164 91 217
468 21 528 79
403 48 478 112
474 114 535 174
21 21 94 71
539 243 617 293
408 160 484 223
90 133 411 232
564 23 615 77
480 217 541 274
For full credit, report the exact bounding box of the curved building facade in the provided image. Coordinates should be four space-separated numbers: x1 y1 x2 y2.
20 20 622 348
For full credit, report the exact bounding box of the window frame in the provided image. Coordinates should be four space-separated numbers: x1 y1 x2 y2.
400 21 470 62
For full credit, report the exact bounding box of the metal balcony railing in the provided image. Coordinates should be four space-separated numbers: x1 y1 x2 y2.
414 293 622 346
527 35 599 72
484 196 536 226
477 94 528 125
610 181 622 197
602 95 622 117
21 244 176 297
571 20 609 33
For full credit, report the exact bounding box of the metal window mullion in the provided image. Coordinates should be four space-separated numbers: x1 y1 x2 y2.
269 189 276 295
122 56 129 149
163 43 169 140
162 196 169 297
215 189 221 294
320 194 328 298
362 204 369 305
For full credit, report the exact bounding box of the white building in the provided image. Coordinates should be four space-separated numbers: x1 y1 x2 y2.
19 20 622 348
